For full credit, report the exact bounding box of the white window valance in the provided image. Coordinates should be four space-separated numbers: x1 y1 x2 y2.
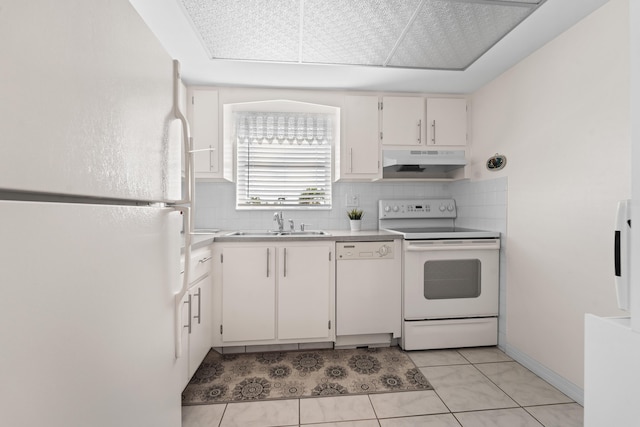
235 111 334 144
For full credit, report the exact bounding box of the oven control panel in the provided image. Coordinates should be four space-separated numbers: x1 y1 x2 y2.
378 199 456 219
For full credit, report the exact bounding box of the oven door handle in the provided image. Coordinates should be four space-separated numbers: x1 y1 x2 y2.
405 240 500 251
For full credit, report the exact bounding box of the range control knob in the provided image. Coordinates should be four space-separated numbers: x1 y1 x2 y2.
439 204 446 212
447 204 454 212
378 245 391 257
392 205 399 212
384 205 391 212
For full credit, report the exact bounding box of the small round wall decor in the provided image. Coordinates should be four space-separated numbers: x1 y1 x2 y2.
486 153 507 171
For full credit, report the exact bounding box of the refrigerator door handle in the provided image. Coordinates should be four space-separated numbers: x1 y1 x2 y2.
171 60 196 358
172 60 193 208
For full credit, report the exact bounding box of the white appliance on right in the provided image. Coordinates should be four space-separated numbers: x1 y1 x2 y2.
584 200 640 426
379 199 501 350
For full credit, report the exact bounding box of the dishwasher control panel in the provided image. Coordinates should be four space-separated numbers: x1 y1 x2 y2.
336 241 395 260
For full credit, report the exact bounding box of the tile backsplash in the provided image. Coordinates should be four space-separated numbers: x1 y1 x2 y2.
194 177 507 234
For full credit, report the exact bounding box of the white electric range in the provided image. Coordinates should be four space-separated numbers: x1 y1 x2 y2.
379 199 501 350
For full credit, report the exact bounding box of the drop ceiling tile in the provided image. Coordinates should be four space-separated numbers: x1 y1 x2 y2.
179 0 543 71
301 0 421 66
181 0 300 62
388 1 535 70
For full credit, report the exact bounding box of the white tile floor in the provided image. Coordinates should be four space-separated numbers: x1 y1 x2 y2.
182 347 583 427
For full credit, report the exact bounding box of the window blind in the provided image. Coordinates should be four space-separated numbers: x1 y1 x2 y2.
235 111 332 209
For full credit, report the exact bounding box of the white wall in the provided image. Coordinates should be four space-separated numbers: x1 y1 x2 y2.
470 0 630 392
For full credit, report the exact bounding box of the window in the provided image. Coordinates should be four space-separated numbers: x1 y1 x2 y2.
231 101 337 210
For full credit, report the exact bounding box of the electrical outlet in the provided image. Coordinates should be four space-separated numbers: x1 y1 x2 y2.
346 194 360 207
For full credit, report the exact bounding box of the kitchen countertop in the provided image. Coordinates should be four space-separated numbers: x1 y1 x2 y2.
184 229 401 250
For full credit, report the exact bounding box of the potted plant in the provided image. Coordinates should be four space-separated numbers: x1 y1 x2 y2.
347 208 364 231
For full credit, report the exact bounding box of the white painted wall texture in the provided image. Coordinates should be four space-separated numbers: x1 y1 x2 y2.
469 0 630 390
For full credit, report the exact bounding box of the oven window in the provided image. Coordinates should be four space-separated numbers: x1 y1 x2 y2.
423 259 481 299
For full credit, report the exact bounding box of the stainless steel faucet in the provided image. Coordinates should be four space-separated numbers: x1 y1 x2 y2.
273 211 284 232
288 219 295 231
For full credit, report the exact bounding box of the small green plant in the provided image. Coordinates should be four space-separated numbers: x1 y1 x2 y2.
347 208 364 220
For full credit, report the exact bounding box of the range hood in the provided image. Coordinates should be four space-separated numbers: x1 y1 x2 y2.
382 150 466 179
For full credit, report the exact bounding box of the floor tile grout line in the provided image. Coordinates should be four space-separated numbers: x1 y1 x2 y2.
216 403 228 427
467 360 522 409
521 405 549 427
471 359 575 409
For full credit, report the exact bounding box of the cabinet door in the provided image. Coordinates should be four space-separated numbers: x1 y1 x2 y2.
179 274 190 389
381 96 425 146
342 96 380 178
426 98 467 146
278 244 334 341
221 245 276 342
188 275 213 379
190 89 220 177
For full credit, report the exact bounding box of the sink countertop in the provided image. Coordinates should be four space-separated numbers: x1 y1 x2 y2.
212 229 401 243
183 229 401 249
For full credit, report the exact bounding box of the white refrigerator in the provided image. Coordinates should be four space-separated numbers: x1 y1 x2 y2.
0 1 192 426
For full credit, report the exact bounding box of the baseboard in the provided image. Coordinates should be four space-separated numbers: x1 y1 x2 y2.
504 343 584 406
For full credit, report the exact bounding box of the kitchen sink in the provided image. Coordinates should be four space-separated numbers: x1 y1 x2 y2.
278 230 330 236
225 230 330 237
225 231 280 237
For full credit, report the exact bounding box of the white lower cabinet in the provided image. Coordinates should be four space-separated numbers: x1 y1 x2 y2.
219 245 276 342
187 275 213 378
180 248 214 389
212 241 335 347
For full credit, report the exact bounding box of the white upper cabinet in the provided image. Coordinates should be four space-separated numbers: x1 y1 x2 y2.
381 96 425 147
188 88 223 179
426 98 468 146
340 95 381 180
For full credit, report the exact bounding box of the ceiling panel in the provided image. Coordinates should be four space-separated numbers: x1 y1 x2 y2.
180 0 545 70
389 1 534 70
182 0 300 62
301 0 420 66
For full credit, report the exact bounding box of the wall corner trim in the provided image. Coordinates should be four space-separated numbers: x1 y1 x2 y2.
504 343 585 405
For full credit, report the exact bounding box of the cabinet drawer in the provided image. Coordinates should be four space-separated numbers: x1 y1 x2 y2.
190 248 212 282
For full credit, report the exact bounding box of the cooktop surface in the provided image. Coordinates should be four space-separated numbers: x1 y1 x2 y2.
385 227 500 239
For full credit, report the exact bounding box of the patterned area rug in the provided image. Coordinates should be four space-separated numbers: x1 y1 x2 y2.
182 346 432 405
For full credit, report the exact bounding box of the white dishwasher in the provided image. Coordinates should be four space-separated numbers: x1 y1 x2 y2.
336 240 402 347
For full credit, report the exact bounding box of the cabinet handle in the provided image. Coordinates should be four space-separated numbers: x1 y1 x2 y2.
183 294 192 334
283 248 287 278
198 256 212 264
209 144 213 171
431 120 436 144
417 120 422 144
266 248 270 277
350 148 354 172
193 287 201 324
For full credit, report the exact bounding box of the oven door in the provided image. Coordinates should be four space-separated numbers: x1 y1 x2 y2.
403 239 500 320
